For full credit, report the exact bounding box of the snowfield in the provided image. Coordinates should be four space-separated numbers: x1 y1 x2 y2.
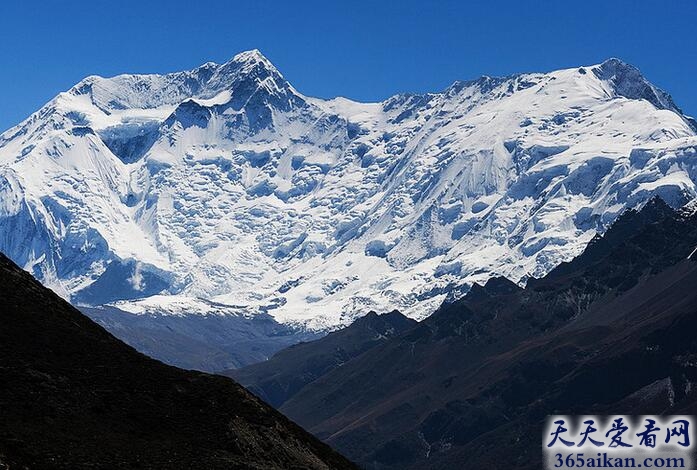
1 50 696 332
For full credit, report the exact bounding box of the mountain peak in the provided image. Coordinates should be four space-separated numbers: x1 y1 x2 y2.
231 48 272 65
597 56 634 70
218 48 283 80
53 48 297 117
201 49 301 117
592 57 689 118
592 57 650 87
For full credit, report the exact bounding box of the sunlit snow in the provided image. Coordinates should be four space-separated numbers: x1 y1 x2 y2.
1 51 696 330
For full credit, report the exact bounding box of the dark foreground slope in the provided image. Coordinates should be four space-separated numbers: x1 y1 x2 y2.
226 310 416 407
0 254 356 470
272 199 697 469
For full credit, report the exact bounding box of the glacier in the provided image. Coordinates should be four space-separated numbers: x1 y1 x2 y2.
1 50 696 366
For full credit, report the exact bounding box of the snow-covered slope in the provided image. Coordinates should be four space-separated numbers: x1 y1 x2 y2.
1 51 696 332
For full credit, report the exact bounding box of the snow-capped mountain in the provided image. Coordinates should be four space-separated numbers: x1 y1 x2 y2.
1 50 696 333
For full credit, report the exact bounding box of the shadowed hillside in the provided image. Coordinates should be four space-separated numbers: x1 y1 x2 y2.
0 254 356 470
226 310 416 407
244 199 697 469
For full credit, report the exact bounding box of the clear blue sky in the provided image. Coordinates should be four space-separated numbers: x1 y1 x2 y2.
1 0 695 131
